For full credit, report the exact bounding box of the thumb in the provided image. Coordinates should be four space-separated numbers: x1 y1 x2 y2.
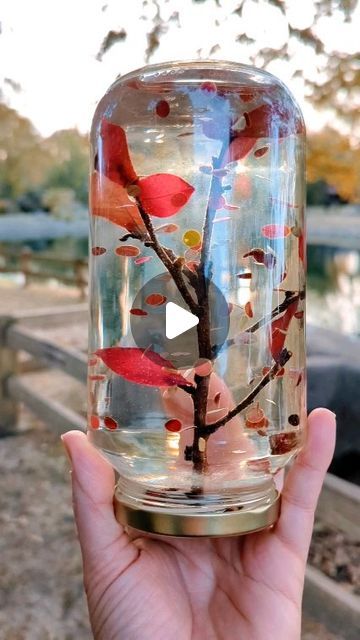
61 431 137 574
275 408 336 561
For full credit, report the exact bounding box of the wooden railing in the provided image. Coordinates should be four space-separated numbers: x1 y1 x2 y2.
0 304 87 434
1 304 359 635
0 247 88 299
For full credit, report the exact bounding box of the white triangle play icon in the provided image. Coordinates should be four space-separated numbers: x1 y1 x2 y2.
165 302 199 340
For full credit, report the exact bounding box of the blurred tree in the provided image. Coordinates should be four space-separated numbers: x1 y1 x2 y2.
0 104 51 198
307 128 360 203
0 105 88 207
97 0 360 132
43 129 89 204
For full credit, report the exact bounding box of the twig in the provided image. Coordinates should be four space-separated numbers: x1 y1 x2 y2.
245 290 304 334
213 291 304 355
136 201 200 315
202 348 292 436
198 143 229 277
189 142 229 479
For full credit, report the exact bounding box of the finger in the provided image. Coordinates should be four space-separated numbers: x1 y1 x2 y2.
62 431 137 571
275 408 336 560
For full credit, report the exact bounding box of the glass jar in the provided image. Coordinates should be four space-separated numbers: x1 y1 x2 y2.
88 60 306 536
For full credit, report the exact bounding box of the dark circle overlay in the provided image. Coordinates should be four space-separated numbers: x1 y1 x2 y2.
130 271 229 370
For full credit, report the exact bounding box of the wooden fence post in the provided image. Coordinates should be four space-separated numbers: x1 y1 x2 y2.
0 316 19 434
20 248 32 288
74 259 87 300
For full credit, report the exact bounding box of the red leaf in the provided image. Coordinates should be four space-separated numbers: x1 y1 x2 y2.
130 308 148 316
226 137 257 163
99 119 138 186
96 347 194 388
240 104 304 139
137 174 195 217
90 171 146 234
269 300 298 361
224 103 304 165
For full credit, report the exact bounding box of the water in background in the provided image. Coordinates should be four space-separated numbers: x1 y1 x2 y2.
1 237 359 336
307 245 360 337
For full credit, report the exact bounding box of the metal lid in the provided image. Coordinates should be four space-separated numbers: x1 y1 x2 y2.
114 491 281 538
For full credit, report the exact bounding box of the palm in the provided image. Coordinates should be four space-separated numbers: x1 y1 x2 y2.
88 532 302 640
63 408 335 640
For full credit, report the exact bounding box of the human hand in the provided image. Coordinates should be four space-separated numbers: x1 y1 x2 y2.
62 408 336 640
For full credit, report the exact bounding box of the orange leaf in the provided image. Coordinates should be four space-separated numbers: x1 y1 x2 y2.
90 171 146 234
99 119 138 186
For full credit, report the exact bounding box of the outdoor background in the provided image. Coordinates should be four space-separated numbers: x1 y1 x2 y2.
0 1 359 639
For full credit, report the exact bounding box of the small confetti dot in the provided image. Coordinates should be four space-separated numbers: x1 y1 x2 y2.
262 366 285 377
245 301 253 318
288 414 300 426
145 293 167 306
245 405 268 429
183 229 201 248
130 308 148 316
237 272 252 279
214 216 231 223
261 224 291 239
155 223 179 234
184 248 200 263
104 416 118 430
254 146 269 158
115 245 140 257
88 357 98 366
240 91 255 103
90 415 100 429
165 419 182 432
185 261 198 272
92 246 106 256
89 374 106 382
200 81 217 93
247 458 271 472
156 100 170 118
199 165 213 175
134 256 152 265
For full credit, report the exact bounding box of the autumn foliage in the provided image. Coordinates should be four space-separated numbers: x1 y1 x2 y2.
307 128 360 203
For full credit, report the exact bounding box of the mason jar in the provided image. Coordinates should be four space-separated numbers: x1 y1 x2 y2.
88 60 306 536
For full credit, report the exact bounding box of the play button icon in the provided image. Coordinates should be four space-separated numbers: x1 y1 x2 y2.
129 271 229 369
165 302 199 340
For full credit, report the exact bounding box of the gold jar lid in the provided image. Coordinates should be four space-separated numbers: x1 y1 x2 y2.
114 491 281 538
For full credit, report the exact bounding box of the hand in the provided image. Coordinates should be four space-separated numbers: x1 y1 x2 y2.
62 408 336 640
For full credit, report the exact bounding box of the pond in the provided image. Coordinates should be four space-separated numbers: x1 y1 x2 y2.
307 245 360 337
1 236 359 338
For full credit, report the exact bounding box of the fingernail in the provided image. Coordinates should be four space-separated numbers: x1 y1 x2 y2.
61 435 72 466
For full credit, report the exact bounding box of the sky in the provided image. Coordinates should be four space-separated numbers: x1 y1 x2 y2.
1 0 359 137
